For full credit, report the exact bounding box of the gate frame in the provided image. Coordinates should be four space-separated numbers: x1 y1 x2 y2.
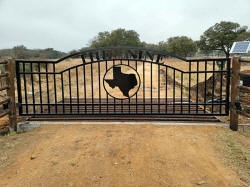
15 46 231 118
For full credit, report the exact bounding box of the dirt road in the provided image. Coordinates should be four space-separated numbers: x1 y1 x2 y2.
0 124 249 187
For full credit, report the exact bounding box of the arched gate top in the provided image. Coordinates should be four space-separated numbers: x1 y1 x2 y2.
57 46 188 63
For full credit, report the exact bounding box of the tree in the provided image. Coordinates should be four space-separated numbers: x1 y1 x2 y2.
89 28 142 48
142 42 161 50
157 41 168 51
166 36 197 57
42 48 64 59
12 45 30 59
0 46 66 60
236 31 250 41
68 49 80 58
198 21 249 58
79 47 90 51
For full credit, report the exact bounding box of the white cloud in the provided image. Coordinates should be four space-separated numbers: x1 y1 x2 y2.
0 0 249 52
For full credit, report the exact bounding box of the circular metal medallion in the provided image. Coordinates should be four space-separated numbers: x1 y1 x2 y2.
103 64 141 100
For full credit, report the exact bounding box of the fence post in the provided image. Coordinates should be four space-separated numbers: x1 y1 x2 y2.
5 59 17 131
230 57 240 131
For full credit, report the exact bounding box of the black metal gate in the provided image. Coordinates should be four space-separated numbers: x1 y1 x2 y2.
15 47 231 120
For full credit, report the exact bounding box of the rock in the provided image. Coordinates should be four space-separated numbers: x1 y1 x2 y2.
197 180 206 185
0 126 10 136
30 156 36 160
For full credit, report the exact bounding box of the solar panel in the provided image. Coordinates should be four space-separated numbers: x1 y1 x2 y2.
230 41 250 54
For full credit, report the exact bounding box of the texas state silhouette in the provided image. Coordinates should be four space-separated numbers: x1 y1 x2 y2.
104 66 137 97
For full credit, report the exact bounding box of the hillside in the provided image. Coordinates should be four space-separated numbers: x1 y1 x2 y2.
0 46 66 60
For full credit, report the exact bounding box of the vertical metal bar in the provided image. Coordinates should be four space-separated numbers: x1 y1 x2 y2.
165 67 168 114
158 64 160 113
96 52 100 61
109 50 112 60
102 51 106 60
98 61 101 114
46 63 50 114
83 65 87 114
181 72 183 114
15 61 22 115
219 60 223 114
61 73 65 113
22 63 28 114
89 52 94 61
212 61 215 113
53 63 57 114
105 60 109 113
76 67 79 114
91 62 94 114
68 69 72 113
204 60 207 114
81 55 87 114
30 63 35 114
143 60 145 114
173 69 175 114
128 59 131 114
135 60 138 114
156 54 161 63
139 51 143 60
188 62 191 114
225 58 231 115
38 63 43 113
151 62 153 114
196 61 199 114
120 59 123 114
113 59 116 113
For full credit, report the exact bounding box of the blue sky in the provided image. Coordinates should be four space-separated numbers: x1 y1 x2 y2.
0 0 249 52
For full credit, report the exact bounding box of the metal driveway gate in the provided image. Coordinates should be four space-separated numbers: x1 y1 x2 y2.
15 47 231 120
